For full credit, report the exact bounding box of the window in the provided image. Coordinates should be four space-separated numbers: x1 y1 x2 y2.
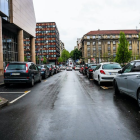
108 47 111 50
98 41 101 45
93 42 95 45
93 47 96 51
107 35 110 38
102 64 121 70
129 41 132 44
99 47 102 50
87 53 90 57
107 41 110 45
129 35 132 38
87 36 90 39
98 35 101 39
113 46 116 51
123 62 134 73
87 42 90 45
113 41 116 44
134 62 140 71
129 46 132 50
112 35 115 38
95 65 101 71
87 47 90 51
93 36 95 39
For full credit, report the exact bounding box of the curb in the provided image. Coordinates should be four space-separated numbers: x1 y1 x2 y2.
0 97 9 109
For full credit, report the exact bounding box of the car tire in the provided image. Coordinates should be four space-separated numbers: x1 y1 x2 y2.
114 81 120 95
137 89 140 108
30 78 34 87
39 75 42 82
98 76 102 86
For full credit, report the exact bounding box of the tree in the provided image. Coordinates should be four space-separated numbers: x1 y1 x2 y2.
115 32 132 65
58 57 63 63
43 56 47 64
70 49 82 61
61 49 70 62
24 56 28 62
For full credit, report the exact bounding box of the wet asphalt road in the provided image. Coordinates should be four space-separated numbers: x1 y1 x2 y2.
0 70 140 140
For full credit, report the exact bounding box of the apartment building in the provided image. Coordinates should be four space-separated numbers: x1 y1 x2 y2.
0 0 36 76
35 22 60 65
59 40 65 57
81 30 140 63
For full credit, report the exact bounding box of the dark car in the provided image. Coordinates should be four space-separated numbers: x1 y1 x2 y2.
83 63 93 75
87 64 98 79
37 65 49 79
79 65 84 73
46 64 54 76
53 65 58 74
4 62 42 87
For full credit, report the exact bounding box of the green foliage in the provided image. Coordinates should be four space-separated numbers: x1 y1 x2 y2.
61 49 70 62
58 57 63 63
115 32 132 65
24 56 28 62
70 49 82 60
138 32 140 41
43 56 47 64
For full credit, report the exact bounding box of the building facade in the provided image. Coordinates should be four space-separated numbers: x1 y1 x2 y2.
35 22 60 65
81 30 140 63
0 0 36 76
59 40 65 57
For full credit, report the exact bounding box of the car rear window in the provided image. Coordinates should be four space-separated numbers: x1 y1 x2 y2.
102 64 121 69
91 65 97 69
47 65 51 68
7 64 26 70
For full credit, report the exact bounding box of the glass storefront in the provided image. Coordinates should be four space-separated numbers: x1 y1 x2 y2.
0 0 9 17
2 28 18 66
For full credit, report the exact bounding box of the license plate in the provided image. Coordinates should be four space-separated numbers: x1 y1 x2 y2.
11 73 20 75
110 73 116 75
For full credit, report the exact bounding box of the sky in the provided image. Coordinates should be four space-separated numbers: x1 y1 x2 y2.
33 0 140 52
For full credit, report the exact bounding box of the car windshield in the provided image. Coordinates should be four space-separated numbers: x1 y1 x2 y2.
91 65 97 69
76 65 80 67
7 64 26 70
38 66 43 69
47 65 51 68
87 64 93 67
102 64 122 69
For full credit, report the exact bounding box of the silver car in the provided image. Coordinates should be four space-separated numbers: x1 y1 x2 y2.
114 60 140 108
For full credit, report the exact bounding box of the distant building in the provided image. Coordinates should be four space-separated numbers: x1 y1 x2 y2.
74 46 78 50
0 0 36 76
77 38 82 50
81 29 140 63
35 22 60 65
59 40 65 57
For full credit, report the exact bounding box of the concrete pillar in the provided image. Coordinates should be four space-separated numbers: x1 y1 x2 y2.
18 30 24 62
30 37 35 64
0 16 3 75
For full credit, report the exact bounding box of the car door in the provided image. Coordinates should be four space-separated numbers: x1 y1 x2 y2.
32 64 38 82
127 61 140 98
116 62 135 94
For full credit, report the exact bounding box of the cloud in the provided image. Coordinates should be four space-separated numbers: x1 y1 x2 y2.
33 0 140 52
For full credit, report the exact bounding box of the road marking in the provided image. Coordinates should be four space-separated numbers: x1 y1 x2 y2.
100 86 113 89
9 90 31 104
0 92 25 94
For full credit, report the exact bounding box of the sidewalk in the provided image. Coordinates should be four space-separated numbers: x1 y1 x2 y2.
0 75 4 85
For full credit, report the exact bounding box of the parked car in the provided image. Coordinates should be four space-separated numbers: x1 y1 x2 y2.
75 65 80 70
93 62 122 86
53 65 58 74
60 66 66 70
46 64 54 76
56 65 60 72
83 63 94 75
4 62 42 87
37 65 49 79
66 66 72 71
114 60 140 108
87 64 98 79
79 65 84 73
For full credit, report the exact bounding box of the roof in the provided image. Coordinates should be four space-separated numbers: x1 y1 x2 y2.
86 30 140 35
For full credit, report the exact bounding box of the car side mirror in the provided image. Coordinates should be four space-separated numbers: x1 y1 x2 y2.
118 70 122 74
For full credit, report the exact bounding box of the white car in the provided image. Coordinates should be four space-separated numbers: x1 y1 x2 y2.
93 62 122 85
66 66 72 71
75 65 80 70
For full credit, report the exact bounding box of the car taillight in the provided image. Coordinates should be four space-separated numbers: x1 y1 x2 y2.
100 70 105 74
85 67 88 69
50 68 52 70
82 68 83 70
26 64 28 73
4 64 9 73
41 68 45 71
89 69 93 72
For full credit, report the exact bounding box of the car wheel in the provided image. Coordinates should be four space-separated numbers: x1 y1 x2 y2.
98 76 102 86
137 89 140 108
39 75 42 82
114 81 120 95
30 78 34 87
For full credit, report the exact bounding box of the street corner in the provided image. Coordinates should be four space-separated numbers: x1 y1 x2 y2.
0 96 9 109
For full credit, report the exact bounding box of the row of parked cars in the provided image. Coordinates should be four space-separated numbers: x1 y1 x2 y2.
4 62 61 87
79 60 140 108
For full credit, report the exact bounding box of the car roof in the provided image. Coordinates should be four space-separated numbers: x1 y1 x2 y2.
9 62 33 64
100 62 119 65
